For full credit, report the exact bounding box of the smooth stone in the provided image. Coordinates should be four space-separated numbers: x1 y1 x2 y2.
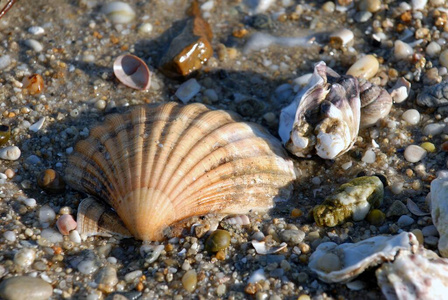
279 229 305 244
440 49 448 69
38 205 56 224
354 11 372 23
0 55 12 70
95 266 118 289
40 228 63 244
0 276 53 300
430 173 448 257
397 215 414 227
24 39 43 52
386 200 409 217
25 155 41 165
101 2 135 24
404 145 427 163
426 41 441 57
423 123 446 136
0 146 21 161
424 236 439 247
69 230 82 243
362 149 376 164
175 79 201 104
124 270 142 283
13 248 36 267
412 0 427 10
394 40 413 60
346 55 379 80
401 109 420 125
77 259 98 275
3 231 16 242
244 0 274 14
358 0 382 13
28 26 45 35
422 225 439 237
182 270 197 292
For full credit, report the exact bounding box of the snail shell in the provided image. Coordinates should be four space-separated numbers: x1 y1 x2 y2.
66 102 296 241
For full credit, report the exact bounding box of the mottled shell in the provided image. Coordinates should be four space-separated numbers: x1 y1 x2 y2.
66 102 296 241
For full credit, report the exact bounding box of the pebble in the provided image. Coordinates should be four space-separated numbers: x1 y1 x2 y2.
14 248 36 267
175 79 201 104
358 0 382 13
25 155 41 165
361 148 376 164
389 77 411 103
420 142 435 153
0 146 21 161
101 2 136 24
37 169 66 194
201 0 214 11
401 109 420 125
95 266 119 292
439 49 448 69
412 0 427 10
386 200 409 217
69 230 82 243
354 11 372 23
412 229 424 245
279 229 305 244
4 231 16 242
29 117 45 132
77 259 98 275
40 228 63 243
346 55 379 80
203 89 219 102
426 41 441 57
245 0 274 14
423 123 445 136
28 26 45 35
422 225 438 237
404 145 427 163
182 270 197 292
138 23 153 34
56 214 77 235
0 55 12 70
24 39 43 52
38 205 56 224
397 215 414 227
394 40 413 60
0 276 53 300
424 236 439 247
205 229 231 252
21 197 37 208
94 99 106 110
322 1 335 13
124 270 142 283
140 244 164 263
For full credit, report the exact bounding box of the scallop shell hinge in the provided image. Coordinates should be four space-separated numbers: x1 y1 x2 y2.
65 102 297 241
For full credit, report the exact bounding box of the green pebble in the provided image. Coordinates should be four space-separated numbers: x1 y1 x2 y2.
420 142 436 153
205 229 231 252
366 209 386 226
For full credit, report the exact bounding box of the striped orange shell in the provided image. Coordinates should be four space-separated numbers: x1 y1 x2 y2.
65 102 296 241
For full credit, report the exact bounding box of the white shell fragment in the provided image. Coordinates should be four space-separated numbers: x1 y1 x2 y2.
0 146 21 161
101 1 136 24
329 29 354 47
224 215 250 226
279 61 361 159
430 171 448 257
251 241 287 255
28 26 45 35
376 248 448 300
175 78 201 104
308 232 418 283
113 54 151 91
29 117 45 132
406 198 430 217
346 55 379 80
389 77 411 103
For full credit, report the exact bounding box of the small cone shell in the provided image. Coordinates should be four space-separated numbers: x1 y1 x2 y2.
66 102 296 241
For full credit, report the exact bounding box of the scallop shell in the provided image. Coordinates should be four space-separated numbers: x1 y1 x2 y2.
66 102 296 241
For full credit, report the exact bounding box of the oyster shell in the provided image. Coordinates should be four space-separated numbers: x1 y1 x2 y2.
66 102 296 241
313 176 384 227
430 171 448 257
308 232 418 283
376 248 448 300
279 61 361 159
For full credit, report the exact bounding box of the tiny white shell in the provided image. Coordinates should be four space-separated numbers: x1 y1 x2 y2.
113 54 151 91
251 241 287 255
389 77 411 103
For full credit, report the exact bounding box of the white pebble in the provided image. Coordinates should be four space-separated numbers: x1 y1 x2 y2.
341 161 352 170
247 268 266 284
101 2 136 24
29 117 45 132
14 248 36 267
22 198 37 208
412 0 427 10
439 49 448 68
0 146 21 161
40 228 63 243
3 230 16 242
404 145 427 163
201 0 214 11
362 149 376 164
28 26 45 35
346 55 379 80
426 41 441 57
39 204 56 224
77 260 98 275
0 55 12 70
245 0 274 14
138 23 153 34
394 40 413 60
124 270 142 282
423 123 446 136
69 230 82 243
24 39 44 52
390 181 404 195
402 109 420 125
175 79 201 104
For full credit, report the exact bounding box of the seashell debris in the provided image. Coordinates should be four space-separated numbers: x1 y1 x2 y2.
308 232 418 283
430 171 448 257
113 54 151 91
313 176 384 227
66 102 296 241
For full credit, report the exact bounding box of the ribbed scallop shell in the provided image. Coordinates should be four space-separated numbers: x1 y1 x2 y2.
66 102 296 241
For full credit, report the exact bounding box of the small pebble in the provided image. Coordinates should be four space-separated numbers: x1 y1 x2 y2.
26 155 41 165
316 252 341 272
404 145 427 163
422 225 438 236
439 49 448 69
56 214 77 235
346 55 379 80
389 181 404 194
14 248 36 267
205 229 231 252
354 11 372 22
412 0 427 10
29 117 45 132
69 230 82 243
279 229 305 244
420 142 435 153
423 123 445 136
138 23 153 34
22 74 44 95
0 146 21 161
412 229 424 245
24 39 44 52
40 228 63 243
386 200 409 217
21 198 37 208
394 40 413 60
362 149 376 163
124 270 142 282
0 55 12 70
424 236 439 247
95 100 106 110
0 276 53 300
401 109 420 125
101 1 136 24
37 169 66 194
3 231 16 242
426 41 441 57
358 0 382 13
0 125 11 146
182 270 197 292
77 259 98 275
397 215 414 227
366 209 386 226
28 26 45 35
95 266 119 292
175 79 201 104
39 205 56 224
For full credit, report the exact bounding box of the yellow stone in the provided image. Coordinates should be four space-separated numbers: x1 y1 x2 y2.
420 142 436 153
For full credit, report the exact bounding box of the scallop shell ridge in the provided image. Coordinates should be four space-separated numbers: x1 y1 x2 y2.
66 102 296 241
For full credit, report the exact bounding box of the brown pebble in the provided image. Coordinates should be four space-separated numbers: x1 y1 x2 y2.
244 283 257 295
215 250 226 260
22 74 44 95
37 169 66 194
291 208 303 218
4 168 15 178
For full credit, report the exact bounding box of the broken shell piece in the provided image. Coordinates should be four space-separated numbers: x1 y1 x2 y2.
308 232 418 283
113 54 151 90
279 61 361 159
430 171 448 257
251 240 287 255
359 79 393 128
66 102 296 241
346 55 379 80
389 77 411 103
329 29 354 48
313 176 384 227
407 198 430 217
224 215 250 226
376 248 448 300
